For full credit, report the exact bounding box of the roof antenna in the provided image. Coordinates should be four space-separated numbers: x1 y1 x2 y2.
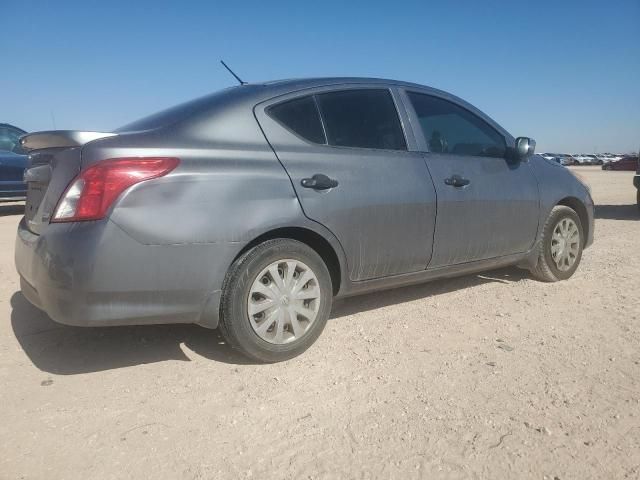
220 60 246 85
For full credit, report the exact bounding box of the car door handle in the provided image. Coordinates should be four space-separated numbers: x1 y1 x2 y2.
301 174 338 190
444 175 470 187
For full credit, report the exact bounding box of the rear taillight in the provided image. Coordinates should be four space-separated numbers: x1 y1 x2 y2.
52 157 179 222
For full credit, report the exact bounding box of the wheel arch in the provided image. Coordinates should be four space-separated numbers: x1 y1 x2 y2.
557 196 590 245
232 227 343 295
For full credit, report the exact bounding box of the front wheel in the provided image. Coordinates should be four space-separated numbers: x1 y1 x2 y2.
219 239 333 363
529 206 584 282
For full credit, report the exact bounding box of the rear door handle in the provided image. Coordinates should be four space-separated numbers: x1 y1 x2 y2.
444 175 470 187
301 174 338 190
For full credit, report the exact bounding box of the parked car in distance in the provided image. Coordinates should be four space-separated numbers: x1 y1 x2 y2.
542 154 569 166
541 153 572 166
583 154 601 165
557 154 575 166
597 154 617 164
573 154 600 165
15 77 595 362
634 162 640 208
566 154 586 165
554 154 576 166
0 124 28 200
602 155 639 171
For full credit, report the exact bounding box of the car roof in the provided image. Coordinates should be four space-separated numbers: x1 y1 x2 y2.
259 77 431 90
118 77 514 142
235 77 458 105
0 123 26 133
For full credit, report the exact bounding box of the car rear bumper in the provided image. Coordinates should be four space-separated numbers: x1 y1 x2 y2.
14 218 231 328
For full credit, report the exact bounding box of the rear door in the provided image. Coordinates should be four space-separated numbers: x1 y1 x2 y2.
0 152 28 196
256 86 437 281
402 90 539 268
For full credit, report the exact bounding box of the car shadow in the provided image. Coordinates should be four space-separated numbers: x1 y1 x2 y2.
0 202 25 217
595 204 639 220
10 293 256 374
330 266 527 319
11 267 528 375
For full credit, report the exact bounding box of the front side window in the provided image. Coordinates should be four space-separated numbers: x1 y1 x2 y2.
407 92 506 157
316 89 407 150
268 96 326 144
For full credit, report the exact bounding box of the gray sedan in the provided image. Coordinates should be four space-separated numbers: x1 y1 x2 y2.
15 78 594 362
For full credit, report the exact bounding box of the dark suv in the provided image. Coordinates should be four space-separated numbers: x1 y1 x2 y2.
0 123 28 200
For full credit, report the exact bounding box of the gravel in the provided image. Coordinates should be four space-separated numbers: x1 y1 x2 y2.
0 166 638 479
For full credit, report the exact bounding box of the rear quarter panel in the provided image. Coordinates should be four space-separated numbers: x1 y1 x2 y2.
80 114 349 301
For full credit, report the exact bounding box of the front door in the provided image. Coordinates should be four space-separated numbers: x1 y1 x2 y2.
403 90 539 268
256 87 437 281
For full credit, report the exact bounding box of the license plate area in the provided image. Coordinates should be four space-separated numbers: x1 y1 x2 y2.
25 183 45 223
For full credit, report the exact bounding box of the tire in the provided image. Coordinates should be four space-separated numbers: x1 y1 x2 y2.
529 206 584 282
219 239 333 363
636 189 640 210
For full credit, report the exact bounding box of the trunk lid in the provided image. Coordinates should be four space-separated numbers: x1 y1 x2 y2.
21 131 115 235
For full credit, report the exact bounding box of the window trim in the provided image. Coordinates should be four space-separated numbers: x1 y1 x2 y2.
314 88 408 152
266 95 327 145
263 86 410 153
403 89 508 158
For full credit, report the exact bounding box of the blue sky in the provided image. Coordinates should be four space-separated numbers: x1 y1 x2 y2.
3 0 639 153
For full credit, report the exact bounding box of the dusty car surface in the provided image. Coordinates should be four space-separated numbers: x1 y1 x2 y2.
15 78 594 362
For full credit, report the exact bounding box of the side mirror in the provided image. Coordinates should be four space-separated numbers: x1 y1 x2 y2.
515 137 536 160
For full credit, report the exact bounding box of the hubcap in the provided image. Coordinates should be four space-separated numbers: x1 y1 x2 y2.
247 259 321 344
550 217 580 271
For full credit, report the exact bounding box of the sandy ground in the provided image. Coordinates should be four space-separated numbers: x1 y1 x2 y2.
0 166 639 480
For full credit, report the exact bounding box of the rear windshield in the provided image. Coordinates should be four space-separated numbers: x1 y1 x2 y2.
115 85 256 132
116 98 210 132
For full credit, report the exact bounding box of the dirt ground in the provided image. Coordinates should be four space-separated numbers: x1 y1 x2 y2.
1 166 639 480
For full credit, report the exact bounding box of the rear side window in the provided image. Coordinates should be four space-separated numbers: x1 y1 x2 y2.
268 96 326 144
407 92 506 157
316 89 407 150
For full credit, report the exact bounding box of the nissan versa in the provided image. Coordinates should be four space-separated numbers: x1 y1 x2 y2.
15 78 594 362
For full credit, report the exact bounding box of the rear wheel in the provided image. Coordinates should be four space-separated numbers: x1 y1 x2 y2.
219 239 332 362
636 189 640 210
529 206 584 282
